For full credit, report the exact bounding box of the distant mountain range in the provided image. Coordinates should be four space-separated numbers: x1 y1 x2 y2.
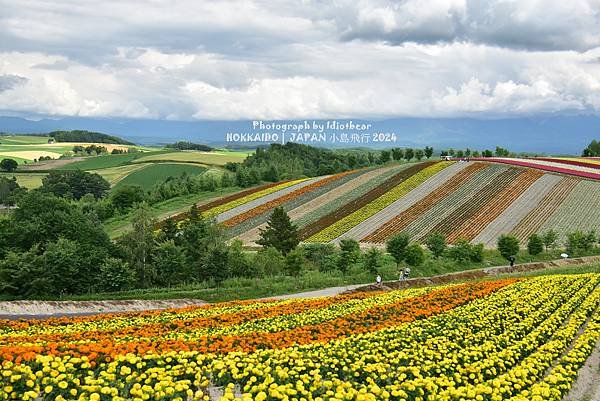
1 114 597 155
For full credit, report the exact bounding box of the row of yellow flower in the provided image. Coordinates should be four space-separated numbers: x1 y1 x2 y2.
306 162 453 242
202 179 308 218
0 275 597 401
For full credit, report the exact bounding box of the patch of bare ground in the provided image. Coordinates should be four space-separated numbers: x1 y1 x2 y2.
20 157 84 170
563 341 600 401
0 298 206 320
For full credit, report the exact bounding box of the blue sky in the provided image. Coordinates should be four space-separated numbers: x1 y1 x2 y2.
0 1 599 150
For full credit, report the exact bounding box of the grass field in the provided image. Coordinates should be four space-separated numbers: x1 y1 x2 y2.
113 163 208 190
93 164 148 185
0 134 49 145
0 172 46 188
60 150 168 170
132 150 248 165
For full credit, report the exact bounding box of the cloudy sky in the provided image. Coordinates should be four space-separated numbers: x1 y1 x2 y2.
1 0 600 121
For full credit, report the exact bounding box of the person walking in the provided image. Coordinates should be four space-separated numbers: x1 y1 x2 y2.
376 275 382 287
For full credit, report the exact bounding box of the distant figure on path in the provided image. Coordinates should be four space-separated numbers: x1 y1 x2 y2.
508 255 516 267
376 275 382 287
404 267 411 280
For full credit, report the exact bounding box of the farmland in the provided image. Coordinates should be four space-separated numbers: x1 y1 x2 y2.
202 159 600 248
113 163 208 190
1 273 598 400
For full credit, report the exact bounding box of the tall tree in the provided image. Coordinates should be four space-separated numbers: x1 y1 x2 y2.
257 207 299 255
119 205 156 287
404 148 414 161
424 146 434 159
386 233 410 269
0 159 17 172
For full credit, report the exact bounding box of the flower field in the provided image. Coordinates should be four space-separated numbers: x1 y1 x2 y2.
471 158 600 180
305 162 452 242
1 274 599 400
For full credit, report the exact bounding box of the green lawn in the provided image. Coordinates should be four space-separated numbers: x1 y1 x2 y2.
132 150 248 165
94 164 148 185
112 163 207 190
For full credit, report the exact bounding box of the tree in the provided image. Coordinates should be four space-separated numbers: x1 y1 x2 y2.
202 245 230 285
379 150 391 163
41 170 110 200
392 148 404 161
424 146 434 159
497 234 520 261
363 247 382 274
542 230 559 251
425 233 447 258
0 158 17 172
386 233 410 268
119 205 156 287
415 149 424 160
495 146 510 157
180 213 224 279
253 247 285 277
111 185 146 212
482 149 493 157
98 258 135 292
257 207 299 255
153 240 188 286
582 139 600 156
0 176 24 206
527 234 544 256
284 249 304 276
228 240 256 278
448 239 483 263
404 243 425 268
338 239 360 273
159 218 179 243
404 148 414 161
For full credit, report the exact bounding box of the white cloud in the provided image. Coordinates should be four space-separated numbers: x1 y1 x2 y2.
0 1 600 120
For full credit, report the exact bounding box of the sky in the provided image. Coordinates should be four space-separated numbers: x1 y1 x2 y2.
1 0 600 122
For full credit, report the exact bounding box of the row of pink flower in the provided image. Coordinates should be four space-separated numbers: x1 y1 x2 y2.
471 158 600 180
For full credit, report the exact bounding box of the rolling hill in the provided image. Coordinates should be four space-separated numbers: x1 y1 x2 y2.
171 158 600 248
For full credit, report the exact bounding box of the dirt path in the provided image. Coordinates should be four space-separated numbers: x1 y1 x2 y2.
19 157 84 170
563 341 600 401
0 299 206 320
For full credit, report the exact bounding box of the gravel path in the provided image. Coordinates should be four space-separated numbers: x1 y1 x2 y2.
259 284 365 300
336 162 470 242
472 174 562 246
215 177 325 222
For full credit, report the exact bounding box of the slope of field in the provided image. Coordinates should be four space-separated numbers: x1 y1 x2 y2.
1 274 598 401
0 134 49 145
0 172 46 189
60 150 170 170
132 150 248 165
473 157 600 180
112 163 208 190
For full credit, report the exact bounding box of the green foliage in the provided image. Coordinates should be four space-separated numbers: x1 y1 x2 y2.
116 164 207 192
527 234 544 256
404 148 414 161
415 149 424 160
497 234 520 260
166 141 214 151
284 249 304 277
302 243 337 272
582 139 600 157
404 243 425 267
41 170 110 200
542 230 559 251
424 146 434 158
566 230 597 256
337 239 361 274
0 159 17 172
202 245 230 285
448 239 483 263
386 233 410 266
97 258 134 292
153 240 188 287
253 247 285 277
257 207 299 255
118 205 157 288
111 185 146 212
227 240 256 278
425 233 447 258
49 130 135 145
363 247 383 274
0 176 25 205
391 148 404 161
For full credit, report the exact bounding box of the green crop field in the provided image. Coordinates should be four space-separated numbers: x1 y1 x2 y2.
113 163 207 190
60 150 168 170
93 164 148 185
0 173 46 189
132 150 248 165
0 135 49 145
